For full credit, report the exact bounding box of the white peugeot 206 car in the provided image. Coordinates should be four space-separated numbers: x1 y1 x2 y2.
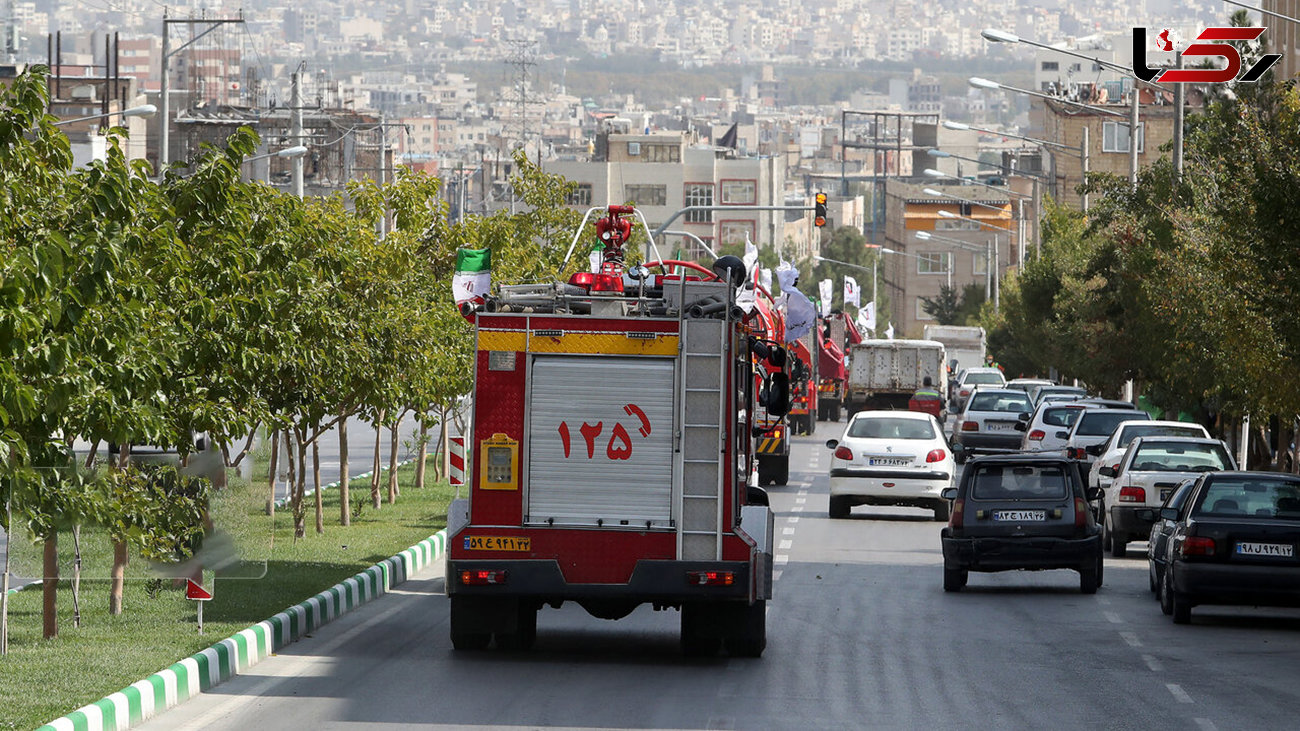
826 410 956 521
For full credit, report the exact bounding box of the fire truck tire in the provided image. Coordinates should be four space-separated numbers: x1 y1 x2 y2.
449 597 491 651
724 600 767 658
758 456 788 486
830 402 842 421
495 604 538 651
680 604 722 657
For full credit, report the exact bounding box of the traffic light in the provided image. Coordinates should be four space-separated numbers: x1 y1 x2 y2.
814 192 828 228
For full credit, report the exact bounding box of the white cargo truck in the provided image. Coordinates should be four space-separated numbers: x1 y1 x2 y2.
923 325 986 375
843 339 947 416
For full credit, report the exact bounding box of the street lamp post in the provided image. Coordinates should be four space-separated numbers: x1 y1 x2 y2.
981 28 1150 191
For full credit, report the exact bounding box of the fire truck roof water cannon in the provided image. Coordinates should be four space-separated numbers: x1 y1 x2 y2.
446 204 783 656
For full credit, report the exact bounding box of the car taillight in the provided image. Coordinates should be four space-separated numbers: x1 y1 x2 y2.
949 498 964 529
961 421 978 432
834 446 854 460
460 569 508 586
1025 429 1044 441
1118 486 1145 503
926 448 946 463
1180 536 1216 557
1074 498 1088 528
960 388 971 397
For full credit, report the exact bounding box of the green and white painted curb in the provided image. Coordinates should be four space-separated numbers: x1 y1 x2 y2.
38 528 448 731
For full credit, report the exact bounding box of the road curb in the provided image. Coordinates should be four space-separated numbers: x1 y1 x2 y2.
36 528 448 731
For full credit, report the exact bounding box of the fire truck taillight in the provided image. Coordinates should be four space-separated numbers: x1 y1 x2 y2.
686 570 735 587
460 569 508 586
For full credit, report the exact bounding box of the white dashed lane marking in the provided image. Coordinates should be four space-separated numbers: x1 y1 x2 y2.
774 555 789 565
1103 611 1123 624
792 505 804 513
787 516 800 524
772 569 783 581
1166 683 1194 704
782 527 795 535
1141 654 1164 672
778 540 793 550
1120 631 1143 648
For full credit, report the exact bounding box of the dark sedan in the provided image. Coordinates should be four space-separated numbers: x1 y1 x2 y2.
1155 471 1300 624
1144 478 1198 596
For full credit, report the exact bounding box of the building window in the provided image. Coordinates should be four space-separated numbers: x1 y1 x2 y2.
642 143 680 162
973 252 988 275
1103 121 1145 153
685 183 714 222
623 184 667 206
719 220 756 246
916 297 935 321
1041 61 1059 71
627 141 641 156
721 179 757 205
917 252 950 275
567 183 593 207
935 219 979 232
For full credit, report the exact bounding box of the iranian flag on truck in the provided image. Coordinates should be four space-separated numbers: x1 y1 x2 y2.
452 248 491 306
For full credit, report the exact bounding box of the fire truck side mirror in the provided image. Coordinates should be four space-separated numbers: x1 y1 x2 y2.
766 346 786 369
711 255 747 286
762 372 791 417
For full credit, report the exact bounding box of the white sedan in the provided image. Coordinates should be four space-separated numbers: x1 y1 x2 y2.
826 410 956 521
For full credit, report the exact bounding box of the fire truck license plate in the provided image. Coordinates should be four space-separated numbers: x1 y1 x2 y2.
463 536 532 552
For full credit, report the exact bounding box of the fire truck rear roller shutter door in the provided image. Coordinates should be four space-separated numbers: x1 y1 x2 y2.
527 355 676 527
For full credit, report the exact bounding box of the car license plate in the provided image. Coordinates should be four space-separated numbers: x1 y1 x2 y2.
993 510 1046 522
463 536 532 552
1236 542 1294 557
867 457 911 467
986 422 1016 432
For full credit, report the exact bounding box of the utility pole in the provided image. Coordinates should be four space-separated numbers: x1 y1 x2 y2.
1080 125 1090 213
1128 81 1140 190
291 64 304 198
1173 52 1185 181
504 38 536 158
159 11 245 172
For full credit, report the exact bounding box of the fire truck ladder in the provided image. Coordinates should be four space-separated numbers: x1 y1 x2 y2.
676 316 728 561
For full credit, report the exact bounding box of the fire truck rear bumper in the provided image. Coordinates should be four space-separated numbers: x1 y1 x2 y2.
446 559 757 602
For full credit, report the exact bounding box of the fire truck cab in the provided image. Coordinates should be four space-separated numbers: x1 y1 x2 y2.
446 206 777 657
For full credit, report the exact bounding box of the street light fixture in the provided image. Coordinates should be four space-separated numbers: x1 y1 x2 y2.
923 168 1031 197
53 103 157 127
926 148 1050 183
246 145 309 162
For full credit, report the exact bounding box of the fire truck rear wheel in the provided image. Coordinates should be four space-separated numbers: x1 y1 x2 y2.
495 605 538 651
724 600 767 658
830 402 842 421
680 604 722 657
449 597 492 651
758 456 788 486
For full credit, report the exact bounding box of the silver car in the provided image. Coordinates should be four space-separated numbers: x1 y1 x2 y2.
952 388 1032 462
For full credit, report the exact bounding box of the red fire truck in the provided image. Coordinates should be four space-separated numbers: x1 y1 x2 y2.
816 311 864 422
446 205 777 656
749 281 792 487
787 325 818 437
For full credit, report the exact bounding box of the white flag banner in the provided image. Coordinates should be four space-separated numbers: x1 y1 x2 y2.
759 267 773 294
735 286 757 314
783 286 817 343
743 236 759 278
858 301 877 333
843 275 860 308
818 278 833 317
776 258 799 291
885 321 895 340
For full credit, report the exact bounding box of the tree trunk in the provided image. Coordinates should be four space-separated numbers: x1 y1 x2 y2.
266 429 280 517
72 525 82 628
313 424 323 535
108 539 127 615
2 496 13 654
370 410 384 509
338 416 351 526
414 417 428 489
42 534 57 640
291 429 306 540
387 421 401 504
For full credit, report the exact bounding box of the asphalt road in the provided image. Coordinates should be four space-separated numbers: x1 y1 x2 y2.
137 424 1300 730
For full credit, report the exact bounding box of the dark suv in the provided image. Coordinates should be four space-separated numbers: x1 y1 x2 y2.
940 454 1104 593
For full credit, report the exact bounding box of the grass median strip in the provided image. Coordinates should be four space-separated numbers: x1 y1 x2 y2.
1 460 455 731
